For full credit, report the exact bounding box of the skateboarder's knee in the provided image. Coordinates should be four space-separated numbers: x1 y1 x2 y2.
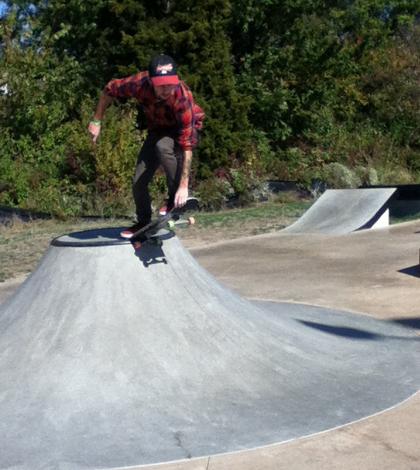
155 137 175 162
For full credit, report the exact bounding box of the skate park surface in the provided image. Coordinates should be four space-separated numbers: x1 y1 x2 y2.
188 220 420 470
0 217 419 469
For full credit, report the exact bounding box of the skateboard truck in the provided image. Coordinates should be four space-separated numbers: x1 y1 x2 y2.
167 217 195 230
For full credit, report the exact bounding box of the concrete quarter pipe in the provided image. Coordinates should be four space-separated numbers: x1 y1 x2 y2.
0 228 419 469
283 188 397 234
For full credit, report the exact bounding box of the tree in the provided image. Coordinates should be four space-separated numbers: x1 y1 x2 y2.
229 0 419 180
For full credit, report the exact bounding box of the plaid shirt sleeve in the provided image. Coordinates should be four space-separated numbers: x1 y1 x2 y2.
193 103 205 130
176 84 205 151
104 71 149 100
176 99 194 151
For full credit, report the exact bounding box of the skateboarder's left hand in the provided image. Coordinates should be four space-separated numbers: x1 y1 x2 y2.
88 121 101 143
174 185 188 208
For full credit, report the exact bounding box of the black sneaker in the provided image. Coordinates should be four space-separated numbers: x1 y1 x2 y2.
120 220 151 239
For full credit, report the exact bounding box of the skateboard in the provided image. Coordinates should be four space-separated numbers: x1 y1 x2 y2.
130 197 198 249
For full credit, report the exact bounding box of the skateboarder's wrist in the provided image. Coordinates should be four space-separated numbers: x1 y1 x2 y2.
179 179 189 189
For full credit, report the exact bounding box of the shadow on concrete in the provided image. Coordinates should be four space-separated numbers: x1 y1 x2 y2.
133 231 176 267
298 319 419 342
65 227 125 240
134 242 168 268
298 320 379 339
391 317 420 329
398 265 420 278
51 227 130 247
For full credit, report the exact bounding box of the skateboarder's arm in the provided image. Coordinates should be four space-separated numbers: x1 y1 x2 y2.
88 91 114 143
174 97 200 207
88 72 149 143
180 150 192 187
174 150 192 208
93 91 114 121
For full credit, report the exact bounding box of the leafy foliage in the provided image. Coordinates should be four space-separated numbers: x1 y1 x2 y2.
232 0 419 185
0 1 418 214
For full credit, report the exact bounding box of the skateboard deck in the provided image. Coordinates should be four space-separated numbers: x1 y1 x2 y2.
130 197 198 248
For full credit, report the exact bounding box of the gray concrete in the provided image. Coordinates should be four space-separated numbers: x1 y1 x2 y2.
193 221 420 320
283 188 396 234
0 229 419 469
186 220 420 470
0 274 27 305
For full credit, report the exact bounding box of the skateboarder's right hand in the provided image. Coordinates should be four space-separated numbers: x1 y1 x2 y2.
88 120 101 143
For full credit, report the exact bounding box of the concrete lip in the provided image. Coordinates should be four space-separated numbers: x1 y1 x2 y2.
0 229 419 469
52 227 131 246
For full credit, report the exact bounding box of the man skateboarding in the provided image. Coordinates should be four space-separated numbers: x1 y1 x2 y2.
88 54 205 239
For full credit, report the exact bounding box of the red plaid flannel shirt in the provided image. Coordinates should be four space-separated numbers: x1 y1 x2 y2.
104 71 205 151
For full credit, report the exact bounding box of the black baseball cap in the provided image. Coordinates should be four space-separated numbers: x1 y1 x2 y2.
148 54 179 86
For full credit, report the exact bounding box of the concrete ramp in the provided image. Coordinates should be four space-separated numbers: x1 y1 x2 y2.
0 229 418 469
284 188 396 234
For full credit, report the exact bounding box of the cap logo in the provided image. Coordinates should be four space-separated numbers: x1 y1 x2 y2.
156 63 173 75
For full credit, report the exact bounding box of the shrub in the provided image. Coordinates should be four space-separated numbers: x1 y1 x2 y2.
376 164 415 185
321 162 361 188
355 166 379 186
194 177 232 211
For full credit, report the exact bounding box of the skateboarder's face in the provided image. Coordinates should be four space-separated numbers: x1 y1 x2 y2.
153 85 176 101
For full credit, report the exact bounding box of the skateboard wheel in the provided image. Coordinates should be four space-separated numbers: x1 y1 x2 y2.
188 216 195 225
168 220 175 229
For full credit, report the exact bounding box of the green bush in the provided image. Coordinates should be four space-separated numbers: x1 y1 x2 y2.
355 166 379 186
194 178 232 211
375 164 416 185
321 162 361 189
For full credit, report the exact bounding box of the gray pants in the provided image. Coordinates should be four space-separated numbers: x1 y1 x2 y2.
133 131 183 223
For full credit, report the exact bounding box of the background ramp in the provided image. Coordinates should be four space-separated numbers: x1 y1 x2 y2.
284 188 396 234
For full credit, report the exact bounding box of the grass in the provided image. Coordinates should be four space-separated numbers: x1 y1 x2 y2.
193 202 309 226
3 198 416 284
181 201 311 243
0 217 128 282
0 200 311 283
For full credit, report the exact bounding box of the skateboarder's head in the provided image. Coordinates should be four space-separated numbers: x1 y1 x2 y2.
149 54 179 100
